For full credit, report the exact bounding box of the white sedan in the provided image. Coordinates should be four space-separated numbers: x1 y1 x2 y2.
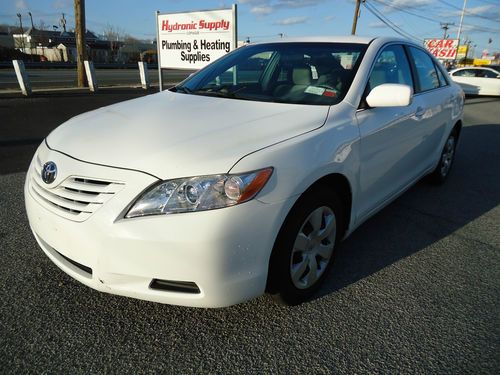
25 36 464 307
449 66 500 96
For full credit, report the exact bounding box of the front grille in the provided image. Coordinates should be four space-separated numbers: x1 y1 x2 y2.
30 155 125 221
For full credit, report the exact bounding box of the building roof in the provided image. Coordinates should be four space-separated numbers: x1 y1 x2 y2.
15 27 99 42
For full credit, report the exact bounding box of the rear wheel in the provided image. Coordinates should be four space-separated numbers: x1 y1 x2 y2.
268 186 345 305
429 130 458 184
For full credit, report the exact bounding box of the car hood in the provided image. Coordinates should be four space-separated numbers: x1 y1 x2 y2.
47 91 329 179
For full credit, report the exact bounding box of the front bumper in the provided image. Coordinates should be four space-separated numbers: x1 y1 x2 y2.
25 142 294 307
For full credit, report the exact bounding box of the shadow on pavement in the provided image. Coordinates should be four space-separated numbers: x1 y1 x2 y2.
317 123 500 300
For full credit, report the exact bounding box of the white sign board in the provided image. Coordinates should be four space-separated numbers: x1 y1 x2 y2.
423 39 459 60
157 7 236 70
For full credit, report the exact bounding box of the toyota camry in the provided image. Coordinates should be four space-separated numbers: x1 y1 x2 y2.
25 36 464 307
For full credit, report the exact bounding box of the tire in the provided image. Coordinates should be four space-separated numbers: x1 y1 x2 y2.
267 186 345 305
428 129 458 184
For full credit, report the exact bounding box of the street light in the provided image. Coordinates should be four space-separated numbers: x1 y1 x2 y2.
28 12 35 59
16 13 25 54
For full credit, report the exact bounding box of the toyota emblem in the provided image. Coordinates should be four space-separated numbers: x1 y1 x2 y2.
41 161 57 184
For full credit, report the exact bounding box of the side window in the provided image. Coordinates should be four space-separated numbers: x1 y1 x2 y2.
368 45 413 91
435 62 449 86
408 47 440 92
477 69 498 78
453 69 476 77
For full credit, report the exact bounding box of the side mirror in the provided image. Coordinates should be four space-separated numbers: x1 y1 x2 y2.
366 83 412 107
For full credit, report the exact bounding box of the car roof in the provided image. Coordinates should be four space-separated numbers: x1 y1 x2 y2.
454 65 492 70
450 66 498 71
249 36 413 45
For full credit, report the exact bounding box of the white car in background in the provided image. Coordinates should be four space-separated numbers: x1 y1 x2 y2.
449 66 500 96
25 36 464 308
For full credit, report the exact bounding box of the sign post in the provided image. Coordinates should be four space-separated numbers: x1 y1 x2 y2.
12 60 31 96
155 5 237 91
155 10 163 91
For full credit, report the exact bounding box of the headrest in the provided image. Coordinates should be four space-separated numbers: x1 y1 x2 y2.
314 55 344 74
293 66 312 85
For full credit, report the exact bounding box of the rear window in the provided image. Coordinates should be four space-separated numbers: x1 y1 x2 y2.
435 63 449 86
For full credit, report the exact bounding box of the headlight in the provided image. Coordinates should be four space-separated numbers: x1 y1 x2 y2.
126 167 273 218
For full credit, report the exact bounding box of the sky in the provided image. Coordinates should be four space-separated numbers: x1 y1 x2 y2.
1 0 499 57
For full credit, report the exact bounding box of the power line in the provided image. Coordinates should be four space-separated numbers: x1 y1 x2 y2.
363 1 420 42
371 0 500 35
436 0 500 22
366 1 421 41
371 0 442 24
475 0 500 5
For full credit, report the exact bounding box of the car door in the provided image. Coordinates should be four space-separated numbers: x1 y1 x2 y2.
474 69 500 95
450 69 478 94
405 46 451 171
355 44 423 219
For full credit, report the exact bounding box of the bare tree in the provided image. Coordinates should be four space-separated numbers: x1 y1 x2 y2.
102 24 125 62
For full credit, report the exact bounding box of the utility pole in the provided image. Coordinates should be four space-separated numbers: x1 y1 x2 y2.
74 0 87 87
441 22 454 39
351 0 362 35
457 0 467 45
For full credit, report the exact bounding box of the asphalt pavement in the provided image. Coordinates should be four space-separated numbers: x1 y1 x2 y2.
0 94 499 374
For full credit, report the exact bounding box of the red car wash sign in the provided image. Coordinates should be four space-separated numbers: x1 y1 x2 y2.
424 39 459 60
156 7 236 70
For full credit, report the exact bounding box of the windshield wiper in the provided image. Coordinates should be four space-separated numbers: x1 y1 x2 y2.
171 85 193 94
192 86 247 99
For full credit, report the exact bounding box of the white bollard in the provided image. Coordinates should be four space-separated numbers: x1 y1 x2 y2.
84 60 98 92
12 60 32 96
138 61 150 89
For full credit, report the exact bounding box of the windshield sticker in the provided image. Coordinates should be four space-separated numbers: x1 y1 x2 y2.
305 86 326 96
323 89 337 97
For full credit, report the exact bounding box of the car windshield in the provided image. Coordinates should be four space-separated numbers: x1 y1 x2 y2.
172 42 367 106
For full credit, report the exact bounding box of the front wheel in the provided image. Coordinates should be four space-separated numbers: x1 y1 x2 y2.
267 186 345 305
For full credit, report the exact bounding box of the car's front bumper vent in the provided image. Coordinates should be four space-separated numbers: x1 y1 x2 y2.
149 279 200 294
55 249 93 276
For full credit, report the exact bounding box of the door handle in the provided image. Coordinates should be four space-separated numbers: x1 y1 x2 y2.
415 107 425 118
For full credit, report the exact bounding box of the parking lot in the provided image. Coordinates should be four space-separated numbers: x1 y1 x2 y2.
0 92 499 374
